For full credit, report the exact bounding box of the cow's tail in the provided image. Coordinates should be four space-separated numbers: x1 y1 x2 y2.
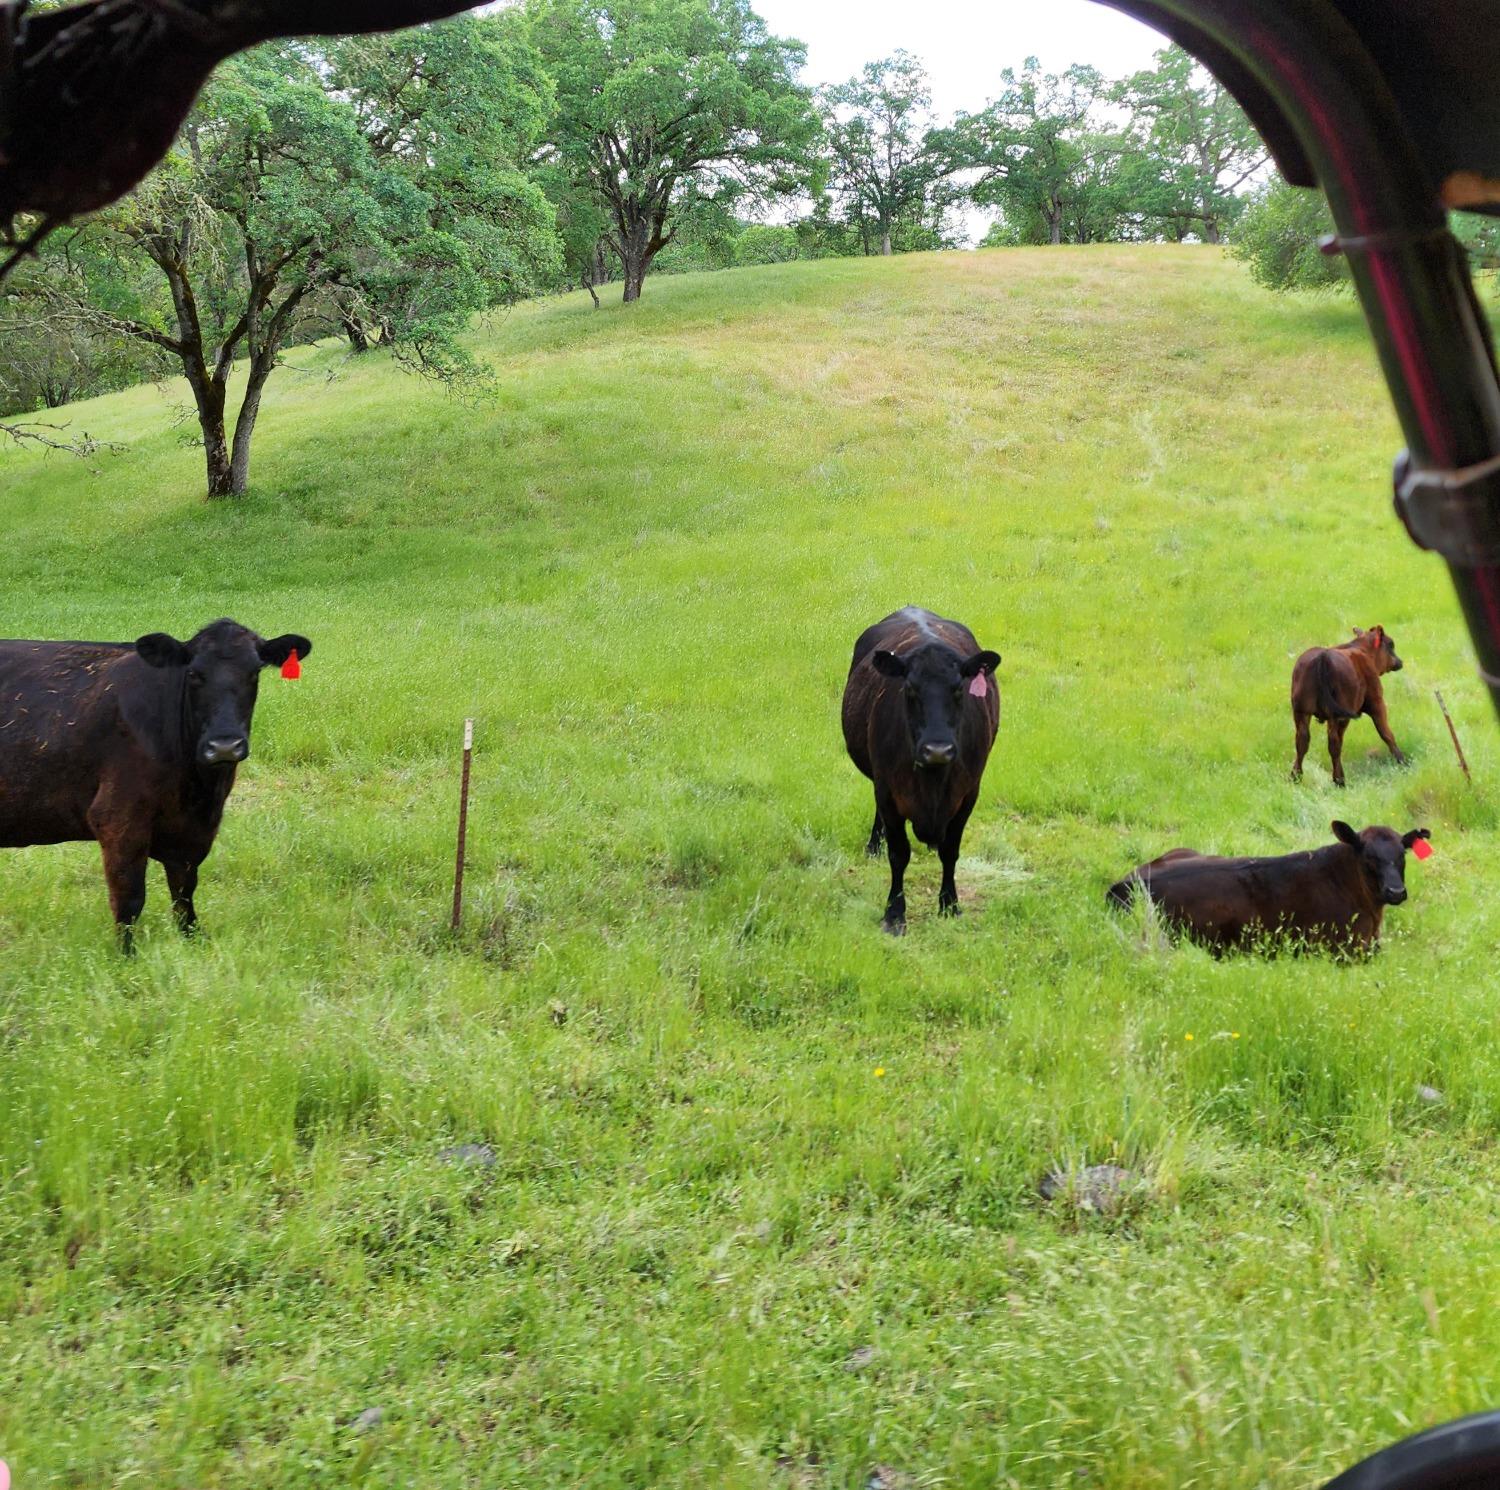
1314 652 1357 720
1106 874 1140 911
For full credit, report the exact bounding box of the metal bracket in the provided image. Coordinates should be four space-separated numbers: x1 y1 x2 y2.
1394 446 1500 567
1319 225 1453 257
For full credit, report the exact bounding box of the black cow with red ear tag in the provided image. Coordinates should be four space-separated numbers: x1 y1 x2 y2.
0 618 312 950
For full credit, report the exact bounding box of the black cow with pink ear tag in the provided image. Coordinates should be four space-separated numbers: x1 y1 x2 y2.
840 606 1001 935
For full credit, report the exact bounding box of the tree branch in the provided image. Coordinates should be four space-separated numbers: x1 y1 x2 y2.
1 418 125 461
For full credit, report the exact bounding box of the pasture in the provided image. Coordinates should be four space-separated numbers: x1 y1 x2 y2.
2 244 1499 1488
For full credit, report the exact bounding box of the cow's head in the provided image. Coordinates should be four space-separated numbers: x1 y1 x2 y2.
1331 821 1430 906
135 619 312 768
1354 625 1403 673
872 644 1000 770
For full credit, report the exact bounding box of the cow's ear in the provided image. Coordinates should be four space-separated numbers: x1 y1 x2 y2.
1402 828 1432 849
1331 820 1360 847
135 632 191 668
257 634 312 668
871 650 908 679
1352 626 1366 638
1371 625 1385 643
961 650 1001 677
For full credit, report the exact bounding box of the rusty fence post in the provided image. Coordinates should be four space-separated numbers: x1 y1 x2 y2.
451 718 474 930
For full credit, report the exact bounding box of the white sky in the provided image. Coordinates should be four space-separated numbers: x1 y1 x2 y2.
754 0 1170 112
751 0 1172 242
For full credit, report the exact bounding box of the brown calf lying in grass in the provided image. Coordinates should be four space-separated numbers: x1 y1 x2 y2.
1108 821 1431 956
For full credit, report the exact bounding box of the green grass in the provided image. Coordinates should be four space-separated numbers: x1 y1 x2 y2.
2 245 1499 1488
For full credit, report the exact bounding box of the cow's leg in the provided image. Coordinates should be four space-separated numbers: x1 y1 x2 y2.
937 794 977 917
1327 717 1349 788
94 826 150 954
1367 696 1406 766
880 805 910 936
163 859 201 936
1291 711 1311 780
865 799 885 858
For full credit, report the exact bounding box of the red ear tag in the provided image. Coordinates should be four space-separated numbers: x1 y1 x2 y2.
1413 837 1433 860
968 672 987 698
281 649 301 680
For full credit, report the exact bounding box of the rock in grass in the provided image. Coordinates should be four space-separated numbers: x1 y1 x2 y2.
844 1344 877 1373
352 1407 384 1432
866 1468 914 1490
1039 1164 1142 1216
437 1143 497 1168
1416 1084 1445 1105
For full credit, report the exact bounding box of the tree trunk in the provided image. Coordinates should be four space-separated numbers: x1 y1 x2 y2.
880 225 893 256
204 415 235 497
342 312 371 353
619 227 655 302
227 357 274 496
1202 219 1221 245
183 365 235 498
585 239 606 309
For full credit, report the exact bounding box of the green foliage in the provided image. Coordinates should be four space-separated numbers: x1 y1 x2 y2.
648 188 743 276
322 13 561 358
733 223 799 265
820 51 958 256
525 0 819 299
1112 45 1267 243
0 301 163 415
2 247 1499 1485
1231 178 1500 298
1229 179 1348 293
944 59 1131 246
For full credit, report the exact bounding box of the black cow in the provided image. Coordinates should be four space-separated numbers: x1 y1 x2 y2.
0 618 310 949
1107 820 1430 955
841 607 1001 934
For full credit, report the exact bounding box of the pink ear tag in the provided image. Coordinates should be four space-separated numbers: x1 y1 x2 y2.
1413 837 1433 860
1 1458 10 1490
967 672 987 698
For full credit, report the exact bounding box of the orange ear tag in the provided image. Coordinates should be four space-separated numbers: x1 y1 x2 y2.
281 650 301 680
1412 838 1433 860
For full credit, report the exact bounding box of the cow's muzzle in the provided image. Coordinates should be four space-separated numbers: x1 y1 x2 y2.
916 742 956 769
1385 886 1408 906
202 736 249 765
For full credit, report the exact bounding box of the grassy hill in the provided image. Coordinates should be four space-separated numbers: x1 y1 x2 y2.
2 246 1499 1488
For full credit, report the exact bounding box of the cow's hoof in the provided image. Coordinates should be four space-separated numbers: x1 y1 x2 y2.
865 840 884 858
939 901 962 918
881 917 906 937
1289 769 1302 782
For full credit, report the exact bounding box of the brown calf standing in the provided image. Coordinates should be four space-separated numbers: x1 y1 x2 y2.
1291 626 1405 786
1107 821 1431 956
